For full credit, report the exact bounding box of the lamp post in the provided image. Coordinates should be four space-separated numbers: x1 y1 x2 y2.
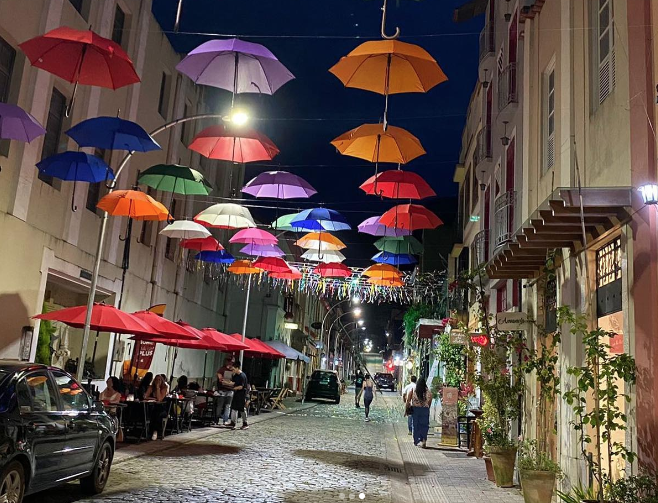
325 312 359 370
319 297 359 370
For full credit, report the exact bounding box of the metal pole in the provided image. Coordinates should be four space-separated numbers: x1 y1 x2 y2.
173 0 183 32
239 276 251 363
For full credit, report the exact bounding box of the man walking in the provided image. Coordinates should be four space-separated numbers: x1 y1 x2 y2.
222 360 249 430
215 357 234 425
354 369 364 408
402 375 417 435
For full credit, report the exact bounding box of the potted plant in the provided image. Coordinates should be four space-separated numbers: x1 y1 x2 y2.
519 440 561 503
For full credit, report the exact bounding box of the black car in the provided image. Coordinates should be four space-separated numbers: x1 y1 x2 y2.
0 362 116 503
305 370 341 404
374 373 396 391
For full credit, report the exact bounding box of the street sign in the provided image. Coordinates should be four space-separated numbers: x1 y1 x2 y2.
496 312 528 331
449 330 469 345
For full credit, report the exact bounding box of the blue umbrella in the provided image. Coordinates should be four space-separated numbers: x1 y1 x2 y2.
291 208 351 231
195 250 235 264
66 116 161 152
372 251 417 265
36 151 114 182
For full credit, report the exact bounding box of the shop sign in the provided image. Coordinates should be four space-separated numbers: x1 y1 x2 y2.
449 330 469 345
496 312 528 331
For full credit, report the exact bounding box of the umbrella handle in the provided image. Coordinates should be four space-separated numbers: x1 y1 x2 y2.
381 0 400 40
65 81 79 118
71 181 78 212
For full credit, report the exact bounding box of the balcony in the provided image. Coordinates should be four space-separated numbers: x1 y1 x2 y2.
479 27 495 67
474 126 493 171
494 190 517 248
472 229 490 268
497 62 518 118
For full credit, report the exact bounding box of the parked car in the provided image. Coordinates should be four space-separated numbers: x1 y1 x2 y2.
305 370 341 404
374 373 396 391
0 362 116 503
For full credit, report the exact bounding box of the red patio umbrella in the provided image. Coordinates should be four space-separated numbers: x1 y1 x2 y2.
360 169 436 200
180 236 224 252
314 262 352 278
270 265 302 280
253 257 292 274
34 303 156 335
230 334 285 359
130 311 199 340
188 125 279 163
379 204 443 231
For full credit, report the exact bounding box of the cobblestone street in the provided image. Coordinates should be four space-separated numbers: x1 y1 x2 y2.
25 391 523 503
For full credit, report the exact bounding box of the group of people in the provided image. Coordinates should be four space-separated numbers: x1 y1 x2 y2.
214 357 250 430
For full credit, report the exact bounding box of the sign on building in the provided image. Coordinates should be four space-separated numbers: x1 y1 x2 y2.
496 312 528 331
449 330 469 345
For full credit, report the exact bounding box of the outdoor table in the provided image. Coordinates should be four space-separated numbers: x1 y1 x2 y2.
165 396 194 434
249 389 271 415
103 402 127 441
257 388 278 412
193 392 220 425
122 400 171 442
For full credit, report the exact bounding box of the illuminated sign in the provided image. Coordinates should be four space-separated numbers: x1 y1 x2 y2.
470 333 489 347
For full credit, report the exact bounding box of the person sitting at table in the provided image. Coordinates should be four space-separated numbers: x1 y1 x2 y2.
145 374 170 440
100 376 122 404
135 372 153 401
174 375 195 415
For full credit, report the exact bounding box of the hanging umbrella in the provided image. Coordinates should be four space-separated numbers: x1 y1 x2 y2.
239 243 285 257
67 117 161 152
130 311 199 340
331 124 425 165
229 228 278 246
159 221 211 240
188 125 279 163
302 249 346 263
291 208 351 232
34 303 157 335
36 151 114 183
379 203 443 230
194 203 256 229
375 235 424 255
270 265 302 280
295 232 346 250
176 38 294 95
19 27 140 114
195 250 235 264
97 190 170 221
0 102 46 142
362 263 402 279
357 216 411 237
242 171 317 199
228 260 263 275
253 257 292 274
360 169 436 200
180 236 224 252
138 164 211 195
368 277 405 287
314 262 352 278
271 213 304 231
372 251 417 265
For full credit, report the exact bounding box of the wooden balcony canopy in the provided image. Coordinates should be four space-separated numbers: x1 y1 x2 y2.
486 187 633 279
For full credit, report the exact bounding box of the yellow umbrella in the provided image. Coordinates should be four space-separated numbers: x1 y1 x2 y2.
331 124 425 165
362 263 402 279
295 232 346 250
228 260 262 275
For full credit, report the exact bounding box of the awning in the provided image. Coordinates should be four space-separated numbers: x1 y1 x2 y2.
453 0 487 22
264 340 310 363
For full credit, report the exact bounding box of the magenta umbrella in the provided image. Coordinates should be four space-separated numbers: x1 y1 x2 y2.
0 102 46 142
358 216 412 237
240 243 285 257
229 228 278 246
242 170 317 199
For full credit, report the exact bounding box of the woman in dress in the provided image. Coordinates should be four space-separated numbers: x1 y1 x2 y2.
360 374 375 422
406 376 432 448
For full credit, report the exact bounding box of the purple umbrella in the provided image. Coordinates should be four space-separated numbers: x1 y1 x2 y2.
358 216 412 237
176 39 294 96
0 102 46 142
242 171 317 199
240 243 285 257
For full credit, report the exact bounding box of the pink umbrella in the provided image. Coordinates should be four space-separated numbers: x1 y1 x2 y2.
270 265 302 280
242 171 317 199
358 216 412 237
230 228 278 246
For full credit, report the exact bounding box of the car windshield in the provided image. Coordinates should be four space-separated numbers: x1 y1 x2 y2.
312 372 335 380
380 374 393 379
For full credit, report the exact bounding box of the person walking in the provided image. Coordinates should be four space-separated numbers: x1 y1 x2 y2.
354 369 364 408
402 375 417 435
360 374 375 422
406 376 432 448
222 360 249 430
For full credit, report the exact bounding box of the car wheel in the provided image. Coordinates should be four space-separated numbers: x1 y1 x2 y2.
0 461 24 503
81 441 113 494
305 394 312 402
334 396 340 404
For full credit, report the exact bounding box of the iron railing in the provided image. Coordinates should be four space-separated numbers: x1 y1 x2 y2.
474 126 493 169
497 62 518 111
472 229 490 268
494 190 516 248
479 27 494 63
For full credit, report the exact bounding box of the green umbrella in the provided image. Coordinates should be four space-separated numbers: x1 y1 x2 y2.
375 235 424 255
138 164 212 195
271 212 302 231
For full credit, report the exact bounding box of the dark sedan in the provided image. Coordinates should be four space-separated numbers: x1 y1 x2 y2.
0 362 116 503
374 373 396 391
305 370 341 404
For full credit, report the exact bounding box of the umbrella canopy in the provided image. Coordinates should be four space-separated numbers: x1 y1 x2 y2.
331 124 425 164
302 249 346 263
200 328 250 351
239 243 285 257
97 190 169 221
188 125 279 163
195 250 235 264
229 228 278 246
314 262 352 278
242 171 317 199
357 216 411 237
372 251 417 265
264 340 310 363
368 277 405 287
67 116 160 152
34 303 156 336
228 260 263 275
360 170 436 200
379 204 443 231
180 236 224 252
130 311 199 340
233 335 286 359
138 164 211 195
375 235 424 255
19 27 140 90
270 265 302 280
36 151 114 182
159 221 211 240
271 213 304 232
253 257 291 274
295 232 346 250
176 38 294 95
146 326 247 351
329 40 447 95
0 102 46 142
291 208 351 232
194 203 256 229
362 263 402 279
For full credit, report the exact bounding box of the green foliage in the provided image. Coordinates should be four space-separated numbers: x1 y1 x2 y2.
35 305 55 365
607 473 658 503
557 484 600 503
430 376 441 400
518 440 562 474
436 332 465 387
402 303 434 347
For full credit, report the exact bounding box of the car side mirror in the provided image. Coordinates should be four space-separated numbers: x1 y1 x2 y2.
92 400 105 413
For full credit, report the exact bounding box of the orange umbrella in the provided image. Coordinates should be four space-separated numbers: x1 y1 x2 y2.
228 260 262 275
331 124 425 165
295 232 346 250
368 277 404 287
362 263 402 279
97 189 169 221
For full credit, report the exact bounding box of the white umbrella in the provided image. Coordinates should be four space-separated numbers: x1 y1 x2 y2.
301 249 346 263
194 203 256 229
159 220 211 240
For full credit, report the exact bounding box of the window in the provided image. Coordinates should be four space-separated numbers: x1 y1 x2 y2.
139 187 156 246
86 148 110 213
464 169 471 218
544 65 556 172
181 103 194 145
0 36 16 158
68 0 90 20
18 372 58 412
596 238 622 317
472 167 479 210
165 198 178 260
52 371 90 412
496 285 507 313
597 0 615 104
112 5 126 47
39 88 67 188
158 72 171 119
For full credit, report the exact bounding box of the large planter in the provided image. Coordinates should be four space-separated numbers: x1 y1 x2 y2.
489 446 517 487
484 456 496 482
519 470 556 503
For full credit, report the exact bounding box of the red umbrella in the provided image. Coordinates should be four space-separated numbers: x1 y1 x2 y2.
270 265 302 280
379 204 443 231
231 334 285 359
130 311 198 340
360 170 436 200
253 257 292 274
180 236 224 252
200 328 250 351
314 262 352 278
188 125 279 163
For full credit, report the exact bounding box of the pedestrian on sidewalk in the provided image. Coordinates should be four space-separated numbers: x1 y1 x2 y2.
223 360 249 430
402 375 417 435
360 374 375 422
215 357 235 425
406 377 432 448
354 369 364 408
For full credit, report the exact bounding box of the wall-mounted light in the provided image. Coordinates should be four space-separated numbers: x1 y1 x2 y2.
479 170 487 192
470 215 481 222
501 121 510 146
284 322 299 330
639 184 658 205
481 69 490 89
504 0 512 21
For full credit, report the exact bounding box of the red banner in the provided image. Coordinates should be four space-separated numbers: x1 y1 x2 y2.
123 341 156 380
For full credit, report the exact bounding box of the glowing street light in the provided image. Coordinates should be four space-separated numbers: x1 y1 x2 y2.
353 308 362 317
229 108 249 126
352 296 360 303
358 319 365 326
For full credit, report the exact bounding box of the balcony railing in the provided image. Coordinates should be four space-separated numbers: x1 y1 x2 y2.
497 62 518 111
474 126 493 169
494 190 516 248
479 27 494 63
472 229 490 268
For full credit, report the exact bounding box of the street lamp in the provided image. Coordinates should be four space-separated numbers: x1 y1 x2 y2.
353 308 362 317
229 109 249 126
358 319 364 326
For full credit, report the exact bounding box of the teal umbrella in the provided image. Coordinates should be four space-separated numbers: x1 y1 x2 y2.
374 235 423 255
138 164 211 195
271 212 302 231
